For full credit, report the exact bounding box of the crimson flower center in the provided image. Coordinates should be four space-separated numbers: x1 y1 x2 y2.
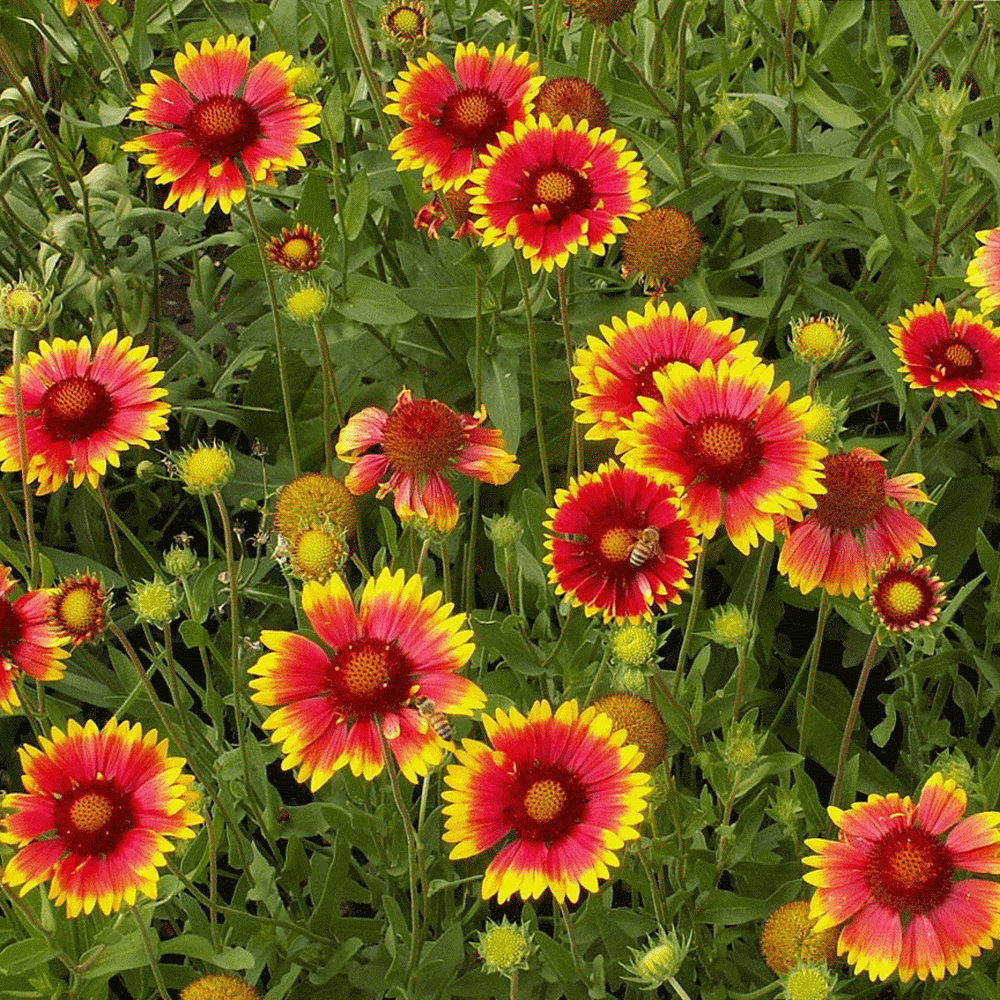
0 599 21 659
598 526 634 563
54 778 133 856
931 338 982 380
683 415 763 491
40 376 114 442
503 763 587 843
530 167 591 223
439 87 508 148
812 453 886 532
381 399 466 475
865 826 955 914
325 638 413 719
184 94 262 161
631 355 684 402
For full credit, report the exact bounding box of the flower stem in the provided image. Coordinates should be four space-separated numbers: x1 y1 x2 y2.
10 326 38 587
830 633 880 809
674 542 706 692
82 2 136 98
731 643 748 722
667 975 694 1000
797 591 831 757
782 0 800 151
242 196 301 476
311 317 340 475
557 267 583 479
130 904 171 1000
921 138 951 301
557 900 584 977
513 253 553 500
892 396 939 477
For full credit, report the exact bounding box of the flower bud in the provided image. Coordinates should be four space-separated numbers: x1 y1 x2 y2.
0 279 54 331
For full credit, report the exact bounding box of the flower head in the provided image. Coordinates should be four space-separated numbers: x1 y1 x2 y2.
414 180 479 240
180 975 261 1000
0 331 170 495
0 279 54 332
589 693 666 771
789 315 847 366
706 603 752 648
380 0 430 52
0 567 69 714
123 35 321 213
544 460 698 623
470 114 649 272
267 223 322 272
572 299 755 441
966 228 1000 315
164 543 199 578
442 699 650 904
622 926 691 989
610 622 658 666
618 356 827 555
175 442 234 495
890 299 1000 408
477 918 534 976
803 772 1000 982
49 574 107 647
760 900 840 974
779 963 837 1000
273 473 358 539
533 77 610 130
129 580 179 627
285 283 328 322
0 718 201 917
870 559 946 633
250 568 485 787
777 448 935 599
564 0 637 26
63 0 116 15
336 388 518 534
619 206 703 293
288 525 349 582
802 393 848 446
385 42 541 192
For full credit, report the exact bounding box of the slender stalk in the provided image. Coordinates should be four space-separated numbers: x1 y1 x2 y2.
130 905 170 1000
513 254 553 500
921 137 951 301
90 481 161 578
635 840 666 925
556 268 583 479
242 197 301 475
782 0 800 151
161 624 193 745
797 591 831 757
10 327 38 586
667 975 695 1000
339 0 393 138
651 671 699 754
510 969 519 1000
530 0 545 73
311 316 340 475
557 900 584 977
0 480 29 567
0 882 87 976
892 396 940 476
674 542 705 691
672 2 694 186
731 643 748 722
830 633 880 809
439 539 452 603
583 648 610 705
81 3 136 98
603 32 674 118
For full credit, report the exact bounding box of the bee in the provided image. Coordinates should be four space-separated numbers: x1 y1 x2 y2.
629 526 662 568
413 696 453 742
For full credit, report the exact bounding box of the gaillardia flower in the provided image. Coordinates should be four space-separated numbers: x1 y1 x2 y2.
385 42 541 191
589 693 666 771
870 560 946 633
380 0 430 52
619 206 703 293
250 569 485 787
336 388 518 533
760 899 839 974
0 718 202 917
777 448 934 599
181 975 261 1000
63 0 116 15
803 772 1000 982
789 314 847 367
273 472 358 539
470 114 649 272
0 331 170 494
442 699 650 904
572 299 755 441
544 460 697 623
564 0 637 26
890 300 1000 408
618 356 827 555
267 222 322 272
0 566 69 714
533 77 610 130
966 228 1000 315
49 573 107 646
123 35 321 213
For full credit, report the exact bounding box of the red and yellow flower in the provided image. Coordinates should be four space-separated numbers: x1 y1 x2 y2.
0 331 170 494
0 567 69 714
890 299 1000 408
63 0 115 14
777 448 935 599
442 699 650 904
267 222 322 272
966 228 1000 316
803 772 1000 982
470 114 649 272
870 560 946 633
572 300 756 440
544 460 697 622
123 35 321 213
250 568 485 787
618 356 826 555
336 387 518 533
1 718 201 917
385 42 541 192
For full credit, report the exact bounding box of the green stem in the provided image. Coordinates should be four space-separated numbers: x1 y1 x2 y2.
558 900 584 977
10 327 38 587
530 0 545 73
82 2 135 98
892 395 940 477
782 0 800 151
830 633 880 809
339 0 393 138
672 1 694 186
921 138 951 301
311 316 339 475
651 671 699 754
731 643 748 722
89 481 161 579
556 267 583 479
130 904 170 1000
674 542 706 692
797 591 831 757
667 975 694 1000
583 648 610 705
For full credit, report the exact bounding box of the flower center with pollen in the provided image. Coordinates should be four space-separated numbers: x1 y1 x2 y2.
865 826 954 914
388 7 422 38
530 168 591 223
599 526 634 563
524 779 567 823
55 778 132 856
812 452 886 533
282 237 313 264
683 415 763 491
439 87 507 148
55 580 104 643
931 338 981 380
40 377 114 442
185 95 262 161
504 764 586 843
0 600 22 659
883 578 923 617
325 638 413 718
381 399 466 475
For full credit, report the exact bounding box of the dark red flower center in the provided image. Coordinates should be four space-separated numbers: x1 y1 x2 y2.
503 763 587 844
683 415 763 491
40 376 114 442
184 94 262 162
865 826 955 915
439 87 508 148
930 338 982 381
872 567 936 630
812 452 886 533
631 355 685 402
0 598 22 660
324 638 413 719
530 167 592 223
382 399 466 475
54 778 133 856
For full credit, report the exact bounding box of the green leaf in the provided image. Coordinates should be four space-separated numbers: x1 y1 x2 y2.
225 244 264 281
163 936 254 970
299 170 338 249
703 152 859 184
397 284 480 318
478 349 521 452
341 170 369 241
0 938 56 975
927 476 993 580
332 275 418 326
